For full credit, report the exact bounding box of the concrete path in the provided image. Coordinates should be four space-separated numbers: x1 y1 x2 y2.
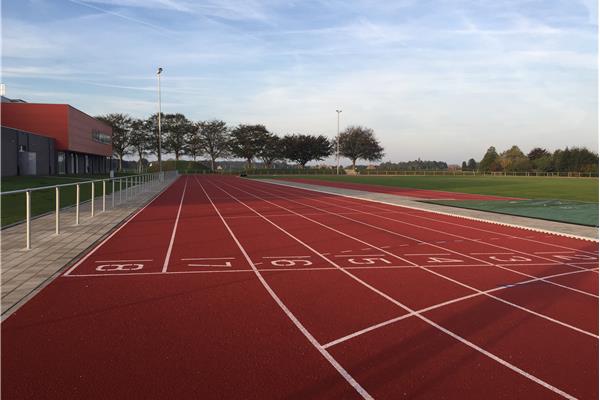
260 179 599 241
1 175 178 318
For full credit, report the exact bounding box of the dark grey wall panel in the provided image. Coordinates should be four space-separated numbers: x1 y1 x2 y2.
1 127 18 177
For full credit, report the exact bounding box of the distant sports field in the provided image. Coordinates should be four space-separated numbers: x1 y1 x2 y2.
258 175 598 203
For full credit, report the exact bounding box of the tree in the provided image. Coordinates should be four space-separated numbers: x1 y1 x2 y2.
461 161 468 170
229 124 270 169
195 120 231 171
467 158 477 170
479 146 501 172
282 134 333 168
146 113 165 166
95 113 132 171
163 113 193 162
130 119 153 173
528 147 550 161
338 126 384 170
499 145 530 171
258 133 283 168
553 147 599 172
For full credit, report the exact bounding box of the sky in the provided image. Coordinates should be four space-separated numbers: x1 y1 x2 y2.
2 0 598 164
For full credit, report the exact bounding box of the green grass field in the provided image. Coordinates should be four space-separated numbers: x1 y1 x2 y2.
257 175 599 203
1 175 133 227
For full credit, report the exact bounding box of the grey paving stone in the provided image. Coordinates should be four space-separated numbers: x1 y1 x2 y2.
1 177 177 318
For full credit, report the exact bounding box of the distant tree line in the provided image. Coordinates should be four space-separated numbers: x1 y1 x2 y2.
96 113 384 172
461 145 599 173
378 159 449 170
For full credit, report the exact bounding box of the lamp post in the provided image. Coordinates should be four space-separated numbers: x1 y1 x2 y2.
157 67 163 179
336 109 342 175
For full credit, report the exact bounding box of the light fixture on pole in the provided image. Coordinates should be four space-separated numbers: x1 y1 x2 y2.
336 109 342 175
156 67 163 180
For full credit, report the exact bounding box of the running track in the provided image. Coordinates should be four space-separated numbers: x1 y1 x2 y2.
2 175 598 399
277 177 523 200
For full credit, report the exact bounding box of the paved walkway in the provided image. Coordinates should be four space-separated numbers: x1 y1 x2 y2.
1 176 178 318
262 179 599 241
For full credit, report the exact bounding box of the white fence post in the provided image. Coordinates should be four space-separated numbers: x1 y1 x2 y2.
91 181 95 217
75 184 80 225
55 187 60 235
26 190 31 249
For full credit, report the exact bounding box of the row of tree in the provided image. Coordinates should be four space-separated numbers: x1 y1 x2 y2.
379 159 448 170
464 146 599 173
96 113 384 172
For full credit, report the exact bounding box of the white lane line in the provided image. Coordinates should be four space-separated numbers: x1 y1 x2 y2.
181 257 235 260
262 256 311 259
187 264 232 267
404 253 450 256
334 254 385 257
62 177 181 276
195 177 373 400
94 259 153 263
534 251 576 254
233 181 599 332
323 313 416 349
324 267 600 349
257 182 595 297
266 180 598 249
162 177 189 273
214 179 579 400
470 252 515 255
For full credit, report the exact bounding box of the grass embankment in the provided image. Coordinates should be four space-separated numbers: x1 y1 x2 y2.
1 175 135 227
257 175 598 203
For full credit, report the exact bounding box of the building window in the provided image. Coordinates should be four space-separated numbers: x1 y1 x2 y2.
58 152 66 175
91 130 111 144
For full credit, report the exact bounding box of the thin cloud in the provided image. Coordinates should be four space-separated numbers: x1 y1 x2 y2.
67 0 174 33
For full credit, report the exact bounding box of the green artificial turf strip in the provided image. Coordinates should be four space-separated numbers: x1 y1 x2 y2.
423 199 599 227
255 175 599 203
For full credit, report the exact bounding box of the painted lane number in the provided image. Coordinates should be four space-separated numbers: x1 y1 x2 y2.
96 263 144 272
348 257 391 265
426 257 463 263
271 259 313 267
489 255 531 262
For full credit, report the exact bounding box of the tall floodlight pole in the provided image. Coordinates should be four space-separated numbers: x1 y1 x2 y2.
336 109 342 175
157 67 163 179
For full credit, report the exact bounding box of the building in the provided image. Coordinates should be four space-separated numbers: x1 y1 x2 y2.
1 101 113 176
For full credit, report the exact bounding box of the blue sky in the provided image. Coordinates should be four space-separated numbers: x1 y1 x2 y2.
2 0 598 164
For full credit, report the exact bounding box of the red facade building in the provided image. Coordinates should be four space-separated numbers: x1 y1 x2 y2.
1 102 113 175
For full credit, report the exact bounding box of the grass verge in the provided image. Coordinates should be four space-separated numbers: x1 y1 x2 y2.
254 175 599 202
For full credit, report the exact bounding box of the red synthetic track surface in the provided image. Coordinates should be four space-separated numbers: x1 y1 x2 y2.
277 177 523 200
2 175 598 399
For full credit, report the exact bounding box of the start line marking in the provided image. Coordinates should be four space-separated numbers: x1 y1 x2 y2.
182 257 236 268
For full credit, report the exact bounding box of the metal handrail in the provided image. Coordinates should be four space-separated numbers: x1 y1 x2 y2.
3 170 178 250
0 172 157 196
